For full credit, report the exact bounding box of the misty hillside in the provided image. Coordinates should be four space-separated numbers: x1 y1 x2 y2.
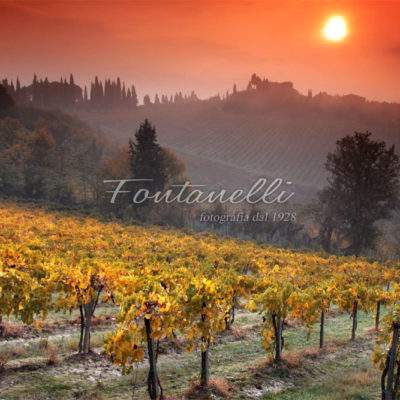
5 74 398 202
70 76 399 202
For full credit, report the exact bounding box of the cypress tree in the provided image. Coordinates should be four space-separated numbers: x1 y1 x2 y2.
128 119 167 200
84 86 88 102
117 77 121 101
0 84 14 113
131 85 138 107
122 83 126 103
90 82 95 104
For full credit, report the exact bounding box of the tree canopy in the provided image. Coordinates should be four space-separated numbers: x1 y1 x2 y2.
0 84 14 114
318 131 400 255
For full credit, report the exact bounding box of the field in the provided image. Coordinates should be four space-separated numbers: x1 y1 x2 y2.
75 99 400 201
0 200 398 400
0 304 381 400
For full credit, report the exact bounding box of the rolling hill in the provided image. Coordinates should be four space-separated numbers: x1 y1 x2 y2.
57 77 400 202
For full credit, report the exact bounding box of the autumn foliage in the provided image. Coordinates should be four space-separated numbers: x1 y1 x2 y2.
0 201 399 399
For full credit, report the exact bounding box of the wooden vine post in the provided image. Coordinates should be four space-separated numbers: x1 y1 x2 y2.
272 312 283 362
143 300 164 400
201 337 210 387
382 321 400 400
200 303 210 387
225 304 235 331
320 310 325 349
376 301 381 331
351 300 358 341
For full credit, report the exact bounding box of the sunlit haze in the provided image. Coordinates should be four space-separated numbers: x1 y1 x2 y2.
1 1 400 102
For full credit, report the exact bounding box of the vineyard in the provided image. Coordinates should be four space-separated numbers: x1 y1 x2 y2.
76 98 400 199
1 200 400 400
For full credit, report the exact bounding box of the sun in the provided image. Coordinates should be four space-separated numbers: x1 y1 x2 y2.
323 16 348 41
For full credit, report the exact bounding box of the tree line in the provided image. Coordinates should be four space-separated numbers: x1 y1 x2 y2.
1 75 138 109
0 87 106 204
0 84 190 225
1 82 399 257
1 75 200 109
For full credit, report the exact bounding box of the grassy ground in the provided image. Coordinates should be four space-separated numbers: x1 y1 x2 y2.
0 305 382 400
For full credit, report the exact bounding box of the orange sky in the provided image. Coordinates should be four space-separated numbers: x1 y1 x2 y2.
1 0 399 102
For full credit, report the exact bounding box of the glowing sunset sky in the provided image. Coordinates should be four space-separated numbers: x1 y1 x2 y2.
1 0 399 102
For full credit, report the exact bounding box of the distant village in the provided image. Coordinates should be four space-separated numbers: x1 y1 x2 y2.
0 73 375 112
